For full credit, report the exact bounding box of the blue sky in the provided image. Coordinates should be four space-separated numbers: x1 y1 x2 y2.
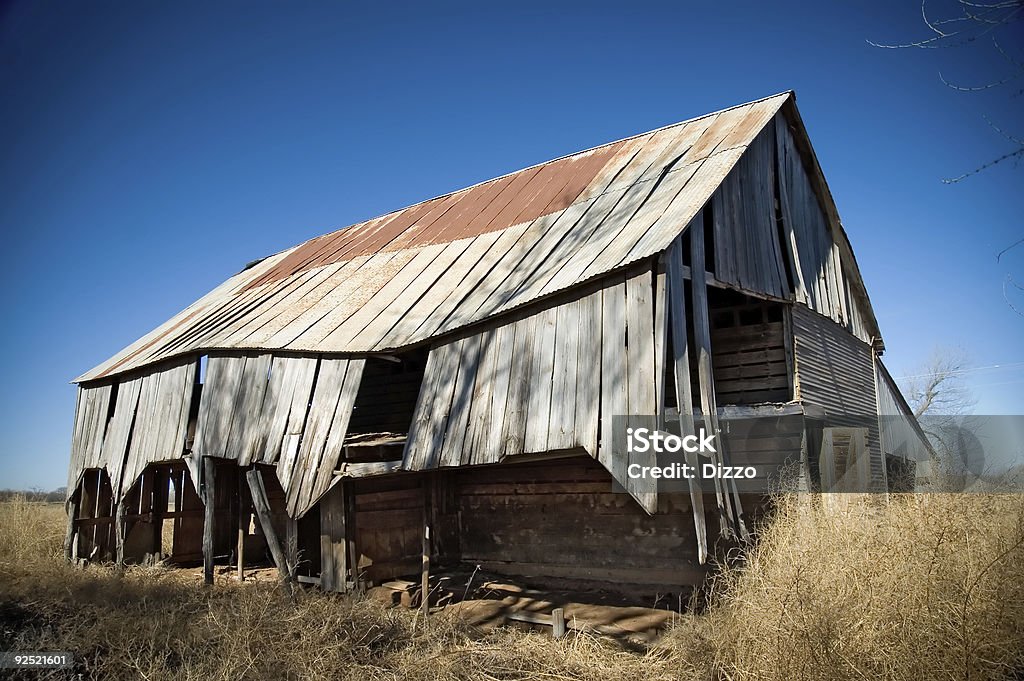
1 1 1021 489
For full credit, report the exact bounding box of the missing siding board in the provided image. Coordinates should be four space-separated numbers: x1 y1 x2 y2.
345 351 428 459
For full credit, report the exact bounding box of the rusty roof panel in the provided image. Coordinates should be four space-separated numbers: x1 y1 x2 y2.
76 93 806 383
243 140 627 289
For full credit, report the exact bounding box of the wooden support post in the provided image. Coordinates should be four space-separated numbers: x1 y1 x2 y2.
421 524 430 615
421 479 431 615
246 468 290 581
152 467 168 559
171 468 183 559
237 470 247 581
667 235 709 564
344 483 358 592
202 457 216 585
63 494 79 562
552 608 566 639
115 500 126 570
320 484 348 592
285 517 298 576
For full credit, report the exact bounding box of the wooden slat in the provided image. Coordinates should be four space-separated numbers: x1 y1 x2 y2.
575 288 602 455
523 306 558 453
259 356 318 466
690 216 745 539
500 314 536 458
624 269 657 513
666 235 708 563
548 298 580 451
465 327 501 466
438 335 483 467
598 278 627 477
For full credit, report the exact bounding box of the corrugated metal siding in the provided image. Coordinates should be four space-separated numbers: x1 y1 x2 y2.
76 93 792 383
792 304 884 489
875 359 932 463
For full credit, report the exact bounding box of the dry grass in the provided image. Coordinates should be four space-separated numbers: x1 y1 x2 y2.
1 493 1023 680
664 494 1024 681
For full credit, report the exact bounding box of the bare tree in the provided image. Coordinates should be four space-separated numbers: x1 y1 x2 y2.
903 347 976 418
901 347 984 486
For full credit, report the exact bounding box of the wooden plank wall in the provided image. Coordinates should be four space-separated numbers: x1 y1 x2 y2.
193 354 317 471
67 384 113 495
454 456 710 592
775 115 873 343
193 354 362 518
119 359 197 499
711 124 790 300
68 359 197 503
402 268 660 511
352 475 427 586
791 305 885 491
320 474 433 591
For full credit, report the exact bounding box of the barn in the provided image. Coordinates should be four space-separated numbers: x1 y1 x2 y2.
64 91 930 601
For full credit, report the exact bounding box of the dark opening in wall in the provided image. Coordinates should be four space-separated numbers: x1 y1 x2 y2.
707 288 791 405
343 349 428 462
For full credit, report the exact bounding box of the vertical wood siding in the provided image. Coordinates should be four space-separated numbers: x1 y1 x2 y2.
402 267 661 511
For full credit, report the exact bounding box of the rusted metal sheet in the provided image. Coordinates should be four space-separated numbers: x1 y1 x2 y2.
77 92 798 383
245 142 627 290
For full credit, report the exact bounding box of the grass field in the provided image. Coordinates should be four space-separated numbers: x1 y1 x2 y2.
1 493 1022 680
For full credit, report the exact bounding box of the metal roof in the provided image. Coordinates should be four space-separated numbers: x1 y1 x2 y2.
78 92 793 383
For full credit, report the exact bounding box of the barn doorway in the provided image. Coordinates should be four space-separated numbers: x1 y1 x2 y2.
120 462 203 565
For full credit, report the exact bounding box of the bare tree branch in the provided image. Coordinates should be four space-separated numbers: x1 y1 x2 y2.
996 236 1024 261
904 348 976 418
1003 276 1024 317
941 147 1024 182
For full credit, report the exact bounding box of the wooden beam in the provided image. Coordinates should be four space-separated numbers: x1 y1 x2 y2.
335 460 403 478
285 516 298 573
344 482 358 592
666 234 709 564
63 495 78 562
420 524 430 615
421 478 431 615
152 467 168 559
246 468 290 581
202 457 215 585
690 212 747 540
237 471 247 581
551 607 566 639
115 500 126 570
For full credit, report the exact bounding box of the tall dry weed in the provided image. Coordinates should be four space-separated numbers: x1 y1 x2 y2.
2 494 1023 680
665 493 1024 681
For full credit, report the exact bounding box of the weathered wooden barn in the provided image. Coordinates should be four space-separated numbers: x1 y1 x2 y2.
65 92 930 598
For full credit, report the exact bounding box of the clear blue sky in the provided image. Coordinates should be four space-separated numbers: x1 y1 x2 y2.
1 1 1021 490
